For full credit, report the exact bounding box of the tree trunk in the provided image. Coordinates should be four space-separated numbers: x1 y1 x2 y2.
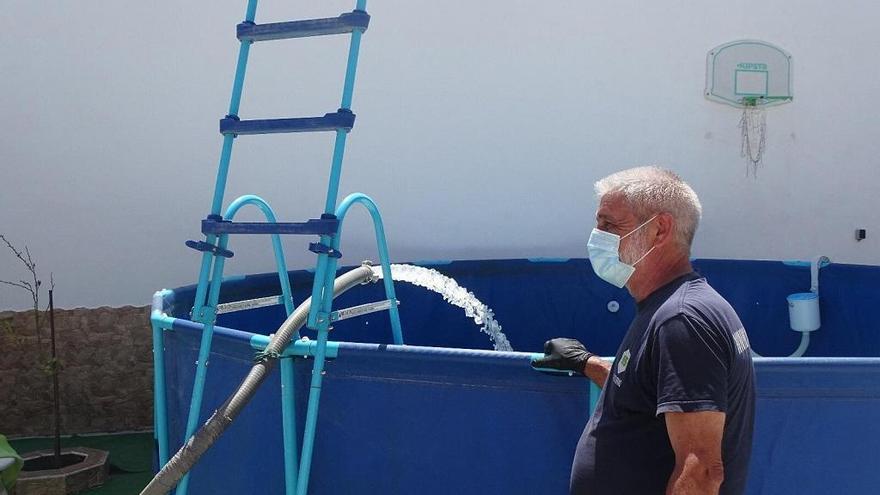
49 289 61 468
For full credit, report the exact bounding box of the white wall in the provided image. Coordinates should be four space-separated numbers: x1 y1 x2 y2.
1 0 878 310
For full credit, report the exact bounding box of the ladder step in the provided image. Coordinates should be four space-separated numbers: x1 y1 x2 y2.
220 110 355 135
237 10 370 42
185 240 234 258
330 299 399 322
202 216 338 236
217 294 286 315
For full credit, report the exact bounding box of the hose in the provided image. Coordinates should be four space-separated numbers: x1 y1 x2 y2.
140 264 378 495
789 331 810 358
750 331 811 358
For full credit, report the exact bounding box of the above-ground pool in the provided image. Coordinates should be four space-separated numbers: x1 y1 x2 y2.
154 258 880 494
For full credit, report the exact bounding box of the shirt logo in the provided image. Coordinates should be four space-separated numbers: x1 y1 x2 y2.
617 349 631 375
733 327 751 354
612 349 631 387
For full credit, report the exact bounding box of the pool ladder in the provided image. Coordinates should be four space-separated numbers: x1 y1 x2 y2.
151 1 403 494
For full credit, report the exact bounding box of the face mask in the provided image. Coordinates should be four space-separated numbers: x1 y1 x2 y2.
587 216 657 288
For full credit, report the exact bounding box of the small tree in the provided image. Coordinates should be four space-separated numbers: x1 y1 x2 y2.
0 235 52 348
0 234 62 467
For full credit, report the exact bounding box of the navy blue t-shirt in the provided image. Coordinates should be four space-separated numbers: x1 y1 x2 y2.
571 273 755 495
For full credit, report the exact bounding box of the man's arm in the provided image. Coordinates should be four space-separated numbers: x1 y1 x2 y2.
583 355 610 388
664 411 725 495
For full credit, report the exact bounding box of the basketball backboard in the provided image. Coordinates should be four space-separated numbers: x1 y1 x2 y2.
706 40 792 107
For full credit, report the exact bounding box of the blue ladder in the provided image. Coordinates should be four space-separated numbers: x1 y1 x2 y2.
156 1 404 494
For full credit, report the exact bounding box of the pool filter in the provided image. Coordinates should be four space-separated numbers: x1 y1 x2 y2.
779 256 829 357
787 256 829 333
787 292 820 332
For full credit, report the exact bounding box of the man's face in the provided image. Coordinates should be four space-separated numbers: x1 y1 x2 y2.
595 193 638 236
595 193 652 266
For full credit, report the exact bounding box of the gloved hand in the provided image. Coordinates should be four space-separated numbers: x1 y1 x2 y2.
531 338 594 375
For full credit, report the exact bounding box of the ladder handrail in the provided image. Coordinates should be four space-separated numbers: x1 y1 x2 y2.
224 195 301 494
294 192 404 495
334 193 403 345
224 195 295 317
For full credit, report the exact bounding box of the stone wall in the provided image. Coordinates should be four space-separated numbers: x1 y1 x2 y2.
0 306 153 437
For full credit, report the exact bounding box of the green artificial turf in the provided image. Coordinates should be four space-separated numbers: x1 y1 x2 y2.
9 432 153 495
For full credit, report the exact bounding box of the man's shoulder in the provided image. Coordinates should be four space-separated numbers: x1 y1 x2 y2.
655 277 739 327
679 277 730 307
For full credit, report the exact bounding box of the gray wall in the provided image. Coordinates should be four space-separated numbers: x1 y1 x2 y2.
2 0 878 310
0 307 153 436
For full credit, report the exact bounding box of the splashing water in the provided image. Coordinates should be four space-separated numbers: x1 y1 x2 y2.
372 264 513 351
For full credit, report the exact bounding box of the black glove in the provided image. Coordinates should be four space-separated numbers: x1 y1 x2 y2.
531 338 594 375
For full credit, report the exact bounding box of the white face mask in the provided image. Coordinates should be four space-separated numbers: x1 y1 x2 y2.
587 215 658 288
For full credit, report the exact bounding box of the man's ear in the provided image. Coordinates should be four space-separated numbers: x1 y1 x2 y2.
653 212 676 246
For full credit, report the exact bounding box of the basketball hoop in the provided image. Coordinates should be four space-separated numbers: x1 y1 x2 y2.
705 40 793 178
739 96 767 176
738 96 791 177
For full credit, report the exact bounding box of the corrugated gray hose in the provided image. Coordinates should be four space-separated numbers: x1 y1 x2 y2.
140 264 378 495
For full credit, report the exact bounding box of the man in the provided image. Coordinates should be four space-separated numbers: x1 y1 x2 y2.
533 166 755 495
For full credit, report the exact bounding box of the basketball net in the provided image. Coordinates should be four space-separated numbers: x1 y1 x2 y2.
739 98 766 177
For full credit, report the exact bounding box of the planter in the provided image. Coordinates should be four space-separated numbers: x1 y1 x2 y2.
14 447 108 495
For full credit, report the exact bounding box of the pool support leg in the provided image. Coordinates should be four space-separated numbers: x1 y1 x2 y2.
150 291 174 467
281 359 299 495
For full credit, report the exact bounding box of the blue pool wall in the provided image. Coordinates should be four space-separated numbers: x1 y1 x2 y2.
159 258 880 494
163 329 590 494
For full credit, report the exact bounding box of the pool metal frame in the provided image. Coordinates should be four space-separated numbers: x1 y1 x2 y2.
152 256 880 493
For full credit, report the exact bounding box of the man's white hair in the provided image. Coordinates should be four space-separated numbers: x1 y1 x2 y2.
594 166 703 250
